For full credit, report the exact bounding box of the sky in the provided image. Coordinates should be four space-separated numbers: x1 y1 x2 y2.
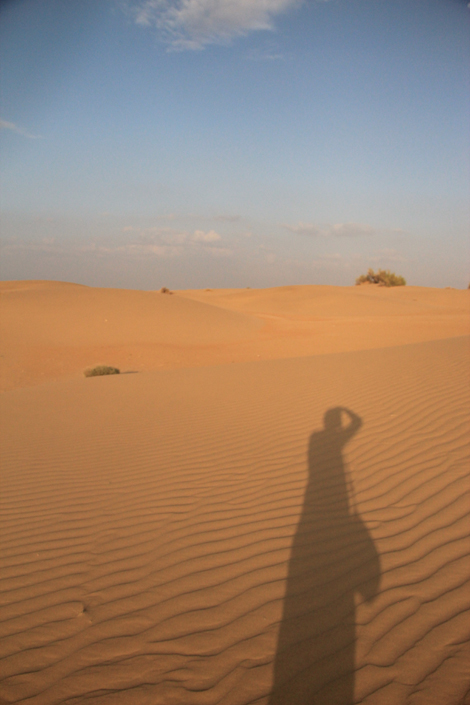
1 0 469 289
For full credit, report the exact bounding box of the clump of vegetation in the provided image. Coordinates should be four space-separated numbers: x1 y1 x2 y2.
84 365 120 377
160 287 173 294
356 268 406 287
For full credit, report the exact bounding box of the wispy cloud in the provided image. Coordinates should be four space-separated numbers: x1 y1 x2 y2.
2 236 184 259
192 229 221 242
123 225 188 244
246 45 285 61
284 222 378 238
120 243 183 257
214 214 242 223
128 0 303 49
119 224 230 256
205 246 233 257
368 248 408 263
0 119 43 139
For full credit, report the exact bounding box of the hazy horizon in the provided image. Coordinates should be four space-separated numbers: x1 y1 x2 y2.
1 0 469 290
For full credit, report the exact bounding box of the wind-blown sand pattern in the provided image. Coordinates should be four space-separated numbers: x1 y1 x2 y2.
0 281 469 704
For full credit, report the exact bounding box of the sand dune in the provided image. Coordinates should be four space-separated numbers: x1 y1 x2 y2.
0 281 469 704
0 281 262 392
0 281 468 391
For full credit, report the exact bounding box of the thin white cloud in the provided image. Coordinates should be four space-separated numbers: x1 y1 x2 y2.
129 0 303 49
0 119 43 139
81 241 184 257
214 214 242 222
205 245 233 257
369 248 408 263
126 243 183 257
1 238 60 253
246 46 285 61
284 222 378 238
284 222 324 237
123 225 188 243
193 229 222 242
330 222 376 237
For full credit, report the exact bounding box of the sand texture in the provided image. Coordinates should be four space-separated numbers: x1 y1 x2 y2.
0 281 469 392
0 281 469 704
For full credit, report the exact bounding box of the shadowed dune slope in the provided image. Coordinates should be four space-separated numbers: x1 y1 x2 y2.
1 336 469 704
0 281 262 391
0 281 468 391
0 281 261 345
178 283 470 318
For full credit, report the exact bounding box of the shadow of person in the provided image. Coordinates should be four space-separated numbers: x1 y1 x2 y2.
269 408 380 705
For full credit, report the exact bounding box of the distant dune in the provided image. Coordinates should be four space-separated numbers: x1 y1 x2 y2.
0 281 469 704
0 280 468 391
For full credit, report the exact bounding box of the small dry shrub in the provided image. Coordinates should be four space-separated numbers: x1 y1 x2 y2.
356 268 406 287
160 287 173 294
84 365 120 377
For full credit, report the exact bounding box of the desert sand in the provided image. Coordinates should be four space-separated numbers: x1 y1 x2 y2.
0 280 469 704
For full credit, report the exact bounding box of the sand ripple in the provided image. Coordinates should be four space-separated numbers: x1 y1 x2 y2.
0 336 469 704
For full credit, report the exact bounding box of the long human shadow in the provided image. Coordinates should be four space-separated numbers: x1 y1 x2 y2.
269 407 380 705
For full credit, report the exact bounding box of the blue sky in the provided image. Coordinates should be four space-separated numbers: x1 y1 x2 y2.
1 0 469 289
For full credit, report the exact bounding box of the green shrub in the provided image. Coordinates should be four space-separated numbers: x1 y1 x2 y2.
84 365 120 377
356 268 406 287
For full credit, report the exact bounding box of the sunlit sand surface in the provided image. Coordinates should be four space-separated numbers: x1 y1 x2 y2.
0 280 468 392
0 281 469 704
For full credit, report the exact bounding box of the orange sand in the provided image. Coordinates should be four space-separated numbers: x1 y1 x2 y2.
0 281 469 704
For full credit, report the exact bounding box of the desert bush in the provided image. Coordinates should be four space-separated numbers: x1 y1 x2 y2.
160 287 172 294
84 365 120 377
356 268 406 287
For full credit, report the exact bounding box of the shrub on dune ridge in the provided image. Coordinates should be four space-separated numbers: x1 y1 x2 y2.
84 365 120 377
356 268 406 287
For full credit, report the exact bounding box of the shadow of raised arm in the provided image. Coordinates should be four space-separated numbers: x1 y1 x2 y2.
324 406 362 445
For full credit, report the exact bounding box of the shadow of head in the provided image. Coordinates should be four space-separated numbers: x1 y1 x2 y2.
324 407 343 431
